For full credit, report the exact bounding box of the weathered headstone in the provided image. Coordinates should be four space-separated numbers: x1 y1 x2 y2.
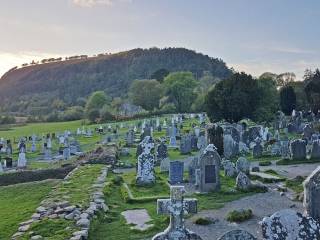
222 160 237 178
260 209 320 240
310 139 320 159
157 142 168 160
206 124 224 156
169 161 184 184
180 135 192 154
290 139 306 160
218 229 256 240
252 141 263 158
198 144 221 192
236 172 251 191
152 186 202 240
126 129 135 146
303 124 314 140
236 157 250 174
224 134 238 159
303 166 320 222
136 136 156 186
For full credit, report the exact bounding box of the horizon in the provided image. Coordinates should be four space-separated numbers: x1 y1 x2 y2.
1 0 320 79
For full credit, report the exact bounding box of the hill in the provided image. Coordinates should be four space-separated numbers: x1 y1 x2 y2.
0 47 231 115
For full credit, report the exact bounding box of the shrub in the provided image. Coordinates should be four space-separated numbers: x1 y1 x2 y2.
112 176 124 185
227 209 253 223
194 217 213 225
259 161 272 166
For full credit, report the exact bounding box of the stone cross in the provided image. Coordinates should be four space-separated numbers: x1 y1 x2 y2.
153 186 202 240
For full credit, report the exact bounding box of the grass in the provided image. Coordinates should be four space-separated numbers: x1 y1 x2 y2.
18 219 80 240
0 179 60 240
47 164 104 208
285 176 305 194
226 209 253 223
89 171 257 240
277 158 320 165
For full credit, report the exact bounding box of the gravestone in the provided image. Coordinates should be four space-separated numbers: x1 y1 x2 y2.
280 140 290 159
310 139 320 159
236 172 251 191
188 157 198 184
169 136 177 148
169 161 184 184
0 161 3 173
303 124 314 140
303 166 320 222
126 129 135 146
152 186 202 240
180 135 192 154
190 134 198 151
252 141 263 158
260 209 320 240
136 136 156 186
290 139 306 160
17 144 27 168
236 157 250 174
160 158 170 172
224 134 238 159
197 135 206 152
198 144 221 192
222 160 237 178
157 142 168 161
218 229 256 240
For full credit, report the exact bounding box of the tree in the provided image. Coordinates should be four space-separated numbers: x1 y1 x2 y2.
205 72 260 122
304 68 320 113
85 91 108 121
280 86 296 115
276 72 296 87
151 68 169 83
253 76 279 122
163 72 198 112
129 79 163 111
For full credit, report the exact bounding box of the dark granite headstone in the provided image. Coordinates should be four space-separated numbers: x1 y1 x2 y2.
169 161 184 184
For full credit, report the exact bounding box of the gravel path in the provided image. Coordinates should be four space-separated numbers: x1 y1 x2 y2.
258 161 319 178
186 190 303 240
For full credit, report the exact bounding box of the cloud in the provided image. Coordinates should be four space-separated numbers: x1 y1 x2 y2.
72 0 131 7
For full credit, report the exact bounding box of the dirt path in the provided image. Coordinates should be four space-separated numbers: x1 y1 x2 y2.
186 190 303 240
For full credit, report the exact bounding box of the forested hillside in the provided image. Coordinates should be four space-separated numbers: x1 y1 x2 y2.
0 48 231 115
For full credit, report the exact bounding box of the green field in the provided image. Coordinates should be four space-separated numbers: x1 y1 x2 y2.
0 180 60 239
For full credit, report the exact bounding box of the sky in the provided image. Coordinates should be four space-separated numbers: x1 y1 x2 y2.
0 0 320 79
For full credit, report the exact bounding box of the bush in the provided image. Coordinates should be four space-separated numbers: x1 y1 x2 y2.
100 105 115 122
259 161 272 166
227 209 253 223
60 106 84 121
112 176 124 185
87 109 100 123
194 217 213 225
0 115 16 124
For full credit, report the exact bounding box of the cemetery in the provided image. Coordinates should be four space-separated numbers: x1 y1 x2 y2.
1 2 320 239
0 111 319 240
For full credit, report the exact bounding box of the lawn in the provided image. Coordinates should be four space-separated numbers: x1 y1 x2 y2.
89 170 256 240
0 180 60 240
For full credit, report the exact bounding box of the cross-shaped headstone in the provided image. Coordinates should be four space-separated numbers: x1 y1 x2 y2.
153 186 202 240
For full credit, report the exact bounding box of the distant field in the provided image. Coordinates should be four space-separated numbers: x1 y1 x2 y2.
0 180 60 239
0 120 83 139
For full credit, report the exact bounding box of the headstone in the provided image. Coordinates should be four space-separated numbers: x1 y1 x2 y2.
236 172 251 191
188 157 198 184
197 135 206 152
160 158 170 172
290 139 306 160
236 157 250 174
222 160 237 178
169 161 184 185
280 140 290 159
310 139 320 159
136 136 156 186
126 129 135 146
224 134 238 159
303 124 314 140
180 135 192 154
303 166 320 222
252 141 263 158
218 229 256 240
152 186 202 240
260 209 320 240
157 142 168 161
0 161 3 173
198 144 221 192
190 134 198 151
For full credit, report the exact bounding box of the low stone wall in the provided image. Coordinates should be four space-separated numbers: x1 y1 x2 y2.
0 164 76 186
12 166 109 240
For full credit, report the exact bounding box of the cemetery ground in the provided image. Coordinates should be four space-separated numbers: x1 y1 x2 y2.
0 115 320 239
